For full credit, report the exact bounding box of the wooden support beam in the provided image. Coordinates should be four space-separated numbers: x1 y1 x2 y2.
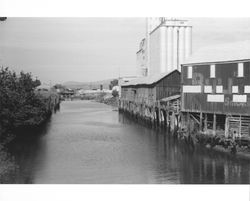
239 115 242 138
199 111 203 131
187 112 191 132
224 115 229 138
213 113 216 135
166 111 169 127
204 113 208 132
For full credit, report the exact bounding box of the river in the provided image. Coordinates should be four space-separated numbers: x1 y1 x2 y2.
0 100 250 184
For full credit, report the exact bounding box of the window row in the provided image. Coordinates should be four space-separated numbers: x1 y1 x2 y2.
204 85 249 94
183 85 250 94
187 63 244 79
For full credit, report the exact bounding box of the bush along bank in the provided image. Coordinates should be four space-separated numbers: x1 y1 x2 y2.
0 67 59 140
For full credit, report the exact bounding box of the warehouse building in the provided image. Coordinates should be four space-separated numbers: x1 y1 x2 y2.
120 69 181 127
181 40 250 139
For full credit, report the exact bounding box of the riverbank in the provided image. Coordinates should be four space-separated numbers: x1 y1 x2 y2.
91 92 118 107
0 67 60 141
96 95 118 107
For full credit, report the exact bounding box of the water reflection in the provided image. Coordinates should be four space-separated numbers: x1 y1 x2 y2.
118 113 250 184
0 101 249 184
0 120 51 184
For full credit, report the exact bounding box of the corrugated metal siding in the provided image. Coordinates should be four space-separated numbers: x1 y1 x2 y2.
181 61 250 115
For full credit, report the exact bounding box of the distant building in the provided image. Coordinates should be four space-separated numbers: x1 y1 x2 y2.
35 84 51 92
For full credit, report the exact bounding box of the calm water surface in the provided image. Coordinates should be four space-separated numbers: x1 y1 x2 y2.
1 100 250 184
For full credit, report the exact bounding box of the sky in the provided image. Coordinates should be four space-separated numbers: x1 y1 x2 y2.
0 18 250 84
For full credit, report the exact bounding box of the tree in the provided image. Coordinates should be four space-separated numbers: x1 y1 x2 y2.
0 67 48 133
110 79 118 89
0 17 7 21
112 89 119 97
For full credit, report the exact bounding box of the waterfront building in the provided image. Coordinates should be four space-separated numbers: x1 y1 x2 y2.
120 69 181 127
181 40 250 139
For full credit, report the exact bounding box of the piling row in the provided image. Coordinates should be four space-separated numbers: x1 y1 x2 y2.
119 99 250 157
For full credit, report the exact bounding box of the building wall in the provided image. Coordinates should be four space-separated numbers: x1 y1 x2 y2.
121 87 156 106
181 60 250 115
149 27 162 76
136 39 147 77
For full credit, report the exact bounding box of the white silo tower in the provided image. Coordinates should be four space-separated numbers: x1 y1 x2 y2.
147 18 192 75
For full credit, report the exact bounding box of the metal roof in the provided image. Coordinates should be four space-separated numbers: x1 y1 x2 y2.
183 40 250 65
121 69 179 87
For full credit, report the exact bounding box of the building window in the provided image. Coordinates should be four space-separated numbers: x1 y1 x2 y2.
183 85 201 93
238 63 244 77
233 95 247 103
232 86 238 93
210 64 215 78
244 85 250 93
204 85 212 93
216 85 223 93
207 94 224 102
187 66 192 79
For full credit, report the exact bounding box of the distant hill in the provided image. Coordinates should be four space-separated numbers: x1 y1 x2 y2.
63 79 115 90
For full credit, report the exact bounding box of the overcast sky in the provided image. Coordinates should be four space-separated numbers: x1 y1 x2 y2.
0 18 250 84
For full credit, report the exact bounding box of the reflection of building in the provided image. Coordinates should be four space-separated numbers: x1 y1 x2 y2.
136 18 192 77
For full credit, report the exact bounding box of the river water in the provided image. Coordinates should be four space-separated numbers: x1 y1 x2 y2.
0 100 250 184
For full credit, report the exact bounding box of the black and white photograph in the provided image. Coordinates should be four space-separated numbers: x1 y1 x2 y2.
0 0 250 200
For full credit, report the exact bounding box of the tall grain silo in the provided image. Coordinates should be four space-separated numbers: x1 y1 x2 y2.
146 18 192 75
